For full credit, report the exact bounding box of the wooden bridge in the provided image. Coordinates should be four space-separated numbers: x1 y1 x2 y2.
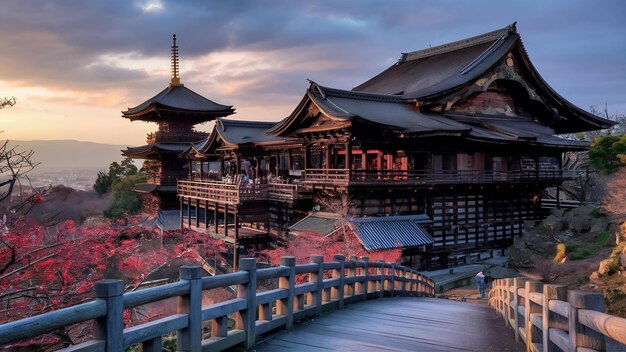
0 256 625 352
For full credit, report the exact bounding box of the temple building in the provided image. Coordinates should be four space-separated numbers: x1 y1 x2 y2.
122 35 234 211
169 24 613 268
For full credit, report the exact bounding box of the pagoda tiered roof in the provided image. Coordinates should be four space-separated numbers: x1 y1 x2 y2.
122 85 234 122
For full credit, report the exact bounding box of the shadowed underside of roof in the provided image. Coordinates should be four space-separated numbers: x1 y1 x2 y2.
123 143 191 158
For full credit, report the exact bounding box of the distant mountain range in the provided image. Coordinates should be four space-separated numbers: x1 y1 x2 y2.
8 140 133 173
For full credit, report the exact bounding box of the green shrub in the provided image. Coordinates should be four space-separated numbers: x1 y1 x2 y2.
591 208 604 219
594 231 610 246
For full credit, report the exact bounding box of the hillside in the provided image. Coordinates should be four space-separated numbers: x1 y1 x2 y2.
8 140 131 171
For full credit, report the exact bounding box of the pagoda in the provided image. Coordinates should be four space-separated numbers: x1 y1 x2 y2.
122 35 235 211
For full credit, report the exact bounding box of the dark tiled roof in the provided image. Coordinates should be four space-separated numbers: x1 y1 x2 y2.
353 24 518 100
289 213 343 236
350 215 434 251
122 85 234 120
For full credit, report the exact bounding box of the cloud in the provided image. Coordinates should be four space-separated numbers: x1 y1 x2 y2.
0 0 624 144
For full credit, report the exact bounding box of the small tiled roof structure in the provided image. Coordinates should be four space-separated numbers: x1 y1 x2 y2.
350 215 434 251
289 212 343 237
289 213 434 251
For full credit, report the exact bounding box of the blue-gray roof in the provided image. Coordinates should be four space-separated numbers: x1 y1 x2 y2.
289 213 342 236
350 215 434 251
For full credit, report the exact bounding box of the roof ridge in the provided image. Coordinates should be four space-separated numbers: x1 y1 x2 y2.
401 22 517 63
312 82 406 103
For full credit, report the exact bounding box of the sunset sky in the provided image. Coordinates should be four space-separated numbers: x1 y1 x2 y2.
1 1 625 146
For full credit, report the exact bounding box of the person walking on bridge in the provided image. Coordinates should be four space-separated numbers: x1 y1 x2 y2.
475 271 485 298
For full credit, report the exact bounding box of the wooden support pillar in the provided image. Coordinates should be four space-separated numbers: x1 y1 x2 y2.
179 197 184 230
235 154 241 174
224 204 229 238
324 145 331 169
277 256 296 329
188 159 192 178
214 202 218 234
195 199 200 228
204 200 208 229
304 144 310 169
94 280 124 352
512 277 528 342
199 160 204 179
187 199 191 228
346 141 352 172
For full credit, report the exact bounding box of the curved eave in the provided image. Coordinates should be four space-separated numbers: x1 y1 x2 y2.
511 40 615 133
122 103 234 122
268 93 312 136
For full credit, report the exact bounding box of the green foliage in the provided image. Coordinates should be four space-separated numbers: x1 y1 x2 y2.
606 289 626 305
591 208 604 219
93 157 139 194
588 134 626 173
593 231 610 246
94 157 146 218
104 174 146 219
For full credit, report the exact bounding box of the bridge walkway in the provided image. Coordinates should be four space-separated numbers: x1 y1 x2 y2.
253 297 523 351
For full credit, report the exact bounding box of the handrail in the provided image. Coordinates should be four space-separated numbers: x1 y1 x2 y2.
303 168 580 185
0 255 435 351
178 180 298 204
487 277 626 351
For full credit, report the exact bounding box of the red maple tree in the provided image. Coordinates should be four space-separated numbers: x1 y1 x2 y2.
0 213 227 347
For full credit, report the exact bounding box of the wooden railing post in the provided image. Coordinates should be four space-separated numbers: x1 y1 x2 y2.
568 290 605 351
310 255 324 315
177 265 202 352
542 284 567 352
94 279 124 352
524 281 542 352
513 277 528 342
348 256 357 298
332 254 345 308
378 260 385 298
361 256 369 300
236 258 257 349
278 256 296 329
504 278 514 326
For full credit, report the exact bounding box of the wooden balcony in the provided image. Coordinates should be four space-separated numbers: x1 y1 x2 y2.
178 180 307 205
303 169 579 187
146 130 208 144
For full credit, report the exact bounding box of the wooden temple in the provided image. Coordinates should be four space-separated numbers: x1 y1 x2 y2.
122 35 234 211
149 25 614 269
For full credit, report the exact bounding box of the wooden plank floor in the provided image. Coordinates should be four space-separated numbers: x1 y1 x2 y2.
252 297 524 351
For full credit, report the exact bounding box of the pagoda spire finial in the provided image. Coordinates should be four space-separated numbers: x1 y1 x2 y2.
170 34 183 87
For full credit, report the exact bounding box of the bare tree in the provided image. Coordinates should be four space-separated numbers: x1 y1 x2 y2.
0 98 40 203
0 97 16 110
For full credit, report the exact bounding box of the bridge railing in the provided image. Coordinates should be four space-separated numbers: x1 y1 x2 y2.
488 277 626 352
0 255 434 351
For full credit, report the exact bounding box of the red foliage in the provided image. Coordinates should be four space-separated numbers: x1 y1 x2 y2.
0 214 226 347
263 224 402 265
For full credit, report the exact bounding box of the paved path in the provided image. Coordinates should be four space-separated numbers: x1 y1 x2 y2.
252 297 523 351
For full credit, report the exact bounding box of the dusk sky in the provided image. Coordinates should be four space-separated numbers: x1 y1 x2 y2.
1 1 625 146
